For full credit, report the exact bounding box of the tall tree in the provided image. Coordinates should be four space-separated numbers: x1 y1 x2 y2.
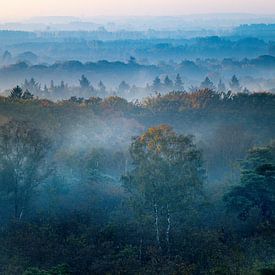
2 50 12 64
174 73 184 91
200 77 215 90
79 75 91 89
0 120 51 220
22 78 41 95
128 56 137 65
98 80 107 95
229 75 242 93
118 81 130 95
217 79 226 93
164 75 173 91
123 125 204 253
152 76 162 91
224 142 275 225
9 85 23 99
21 89 34 100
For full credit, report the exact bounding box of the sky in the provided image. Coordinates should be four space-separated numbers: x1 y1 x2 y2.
1 0 275 20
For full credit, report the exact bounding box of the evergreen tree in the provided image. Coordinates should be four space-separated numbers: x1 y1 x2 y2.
23 78 41 95
200 77 215 90
128 56 137 65
152 76 162 91
79 75 90 89
9 85 23 99
164 75 173 91
217 79 226 93
50 80 54 90
118 81 130 94
2 50 12 64
229 75 242 93
43 85 48 93
60 80 65 90
224 142 275 224
22 89 34 100
98 81 107 95
174 73 184 91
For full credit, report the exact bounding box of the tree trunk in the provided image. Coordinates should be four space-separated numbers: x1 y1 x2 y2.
154 203 161 249
14 178 19 220
166 203 171 257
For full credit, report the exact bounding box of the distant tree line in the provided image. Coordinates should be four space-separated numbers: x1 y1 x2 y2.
7 74 250 102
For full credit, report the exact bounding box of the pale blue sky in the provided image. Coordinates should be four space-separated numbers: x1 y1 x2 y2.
1 0 275 20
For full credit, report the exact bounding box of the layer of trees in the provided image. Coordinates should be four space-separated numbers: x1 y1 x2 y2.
0 89 274 274
4 74 253 102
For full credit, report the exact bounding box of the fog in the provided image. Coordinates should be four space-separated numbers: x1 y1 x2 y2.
0 13 274 275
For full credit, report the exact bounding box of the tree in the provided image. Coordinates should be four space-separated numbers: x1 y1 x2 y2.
174 73 184 91
60 80 65 90
9 86 34 100
128 56 137 65
79 75 90 89
22 89 34 100
44 85 49 93
123 125 204 254
98 81 107 95
217 79 226 93
152 76 162 91
23 78 41 95
242 87 250 94
9 85 23 99
224 142 275 225
118 81 130 95
164 75 173 91
2 50 12 64
200 77 215 90
0 120 51 220
50 80 55 90
229 75 242 93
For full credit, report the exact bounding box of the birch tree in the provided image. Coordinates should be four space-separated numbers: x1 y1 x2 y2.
123 125 204 255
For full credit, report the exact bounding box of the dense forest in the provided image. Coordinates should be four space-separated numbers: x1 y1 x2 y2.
0 86 274 274
0 13 274 274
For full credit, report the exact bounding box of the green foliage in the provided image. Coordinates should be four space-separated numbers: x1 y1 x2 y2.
123 125 204 253
10 85 23 99
9 85 34 100
0 120 51 219
0 90 273 274
225 142 275 224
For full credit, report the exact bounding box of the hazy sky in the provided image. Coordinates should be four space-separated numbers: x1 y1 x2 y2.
1 0 275 20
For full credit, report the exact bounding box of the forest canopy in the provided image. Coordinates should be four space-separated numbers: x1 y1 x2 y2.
0 88 274 274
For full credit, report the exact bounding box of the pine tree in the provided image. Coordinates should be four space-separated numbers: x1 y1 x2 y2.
217 79 226 93
164 75 173 91
175 73 184 91
9 86 23 99
152 76 162 91
22 89 34 100
200 77 215 90
229 75 242 93
79 75 90 89
224 142 275 224
98 81 107 95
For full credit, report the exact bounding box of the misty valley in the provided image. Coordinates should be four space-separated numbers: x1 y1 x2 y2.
0 16 274 275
